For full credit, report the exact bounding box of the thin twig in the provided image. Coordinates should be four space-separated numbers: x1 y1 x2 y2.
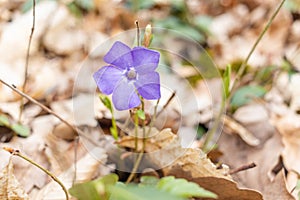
20 0 36 122
229 0 286 98
156 91 176 118
0 79 99 147
3 147 69 200
229 162 256 175
203 0 286 151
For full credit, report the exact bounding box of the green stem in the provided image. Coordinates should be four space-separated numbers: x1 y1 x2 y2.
202 94 226 152
134 110 139 152
146 99 160 137
3 147 69 200
126 100 160 183
111 110 118 140
203 0 286 151
229 0 286 98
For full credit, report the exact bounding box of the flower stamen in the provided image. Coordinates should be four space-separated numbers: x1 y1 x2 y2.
126 68 137 80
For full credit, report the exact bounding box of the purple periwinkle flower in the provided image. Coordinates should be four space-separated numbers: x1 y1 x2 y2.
93 41 161 110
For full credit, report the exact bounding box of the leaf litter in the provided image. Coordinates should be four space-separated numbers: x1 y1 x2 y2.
1 0 300 199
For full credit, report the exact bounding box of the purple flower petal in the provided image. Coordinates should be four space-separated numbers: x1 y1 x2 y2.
132 47 160 74
135 72 161 100
93 66 123 95
112 78 141 110
111 51 133 70
104 41 131 65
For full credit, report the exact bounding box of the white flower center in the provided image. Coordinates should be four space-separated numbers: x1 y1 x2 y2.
126 68 137 80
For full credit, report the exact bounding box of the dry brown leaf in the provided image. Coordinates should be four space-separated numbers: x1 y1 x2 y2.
117 128 230 175
263 170 295 200
45 133 87 175
210 3 291 67
224 115 260 146
164 148 230 179
192 177 263 200
116 128 176 152
0 158 29 200
272 112 300 175
118 128 263 199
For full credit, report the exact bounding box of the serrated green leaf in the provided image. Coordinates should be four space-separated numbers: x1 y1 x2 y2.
11 124 30 137
99 94 113 113
136 109 146 120
156 176 217 199
69 174 118 200
109 184 184 200
231 85 267 108
0 114 10 127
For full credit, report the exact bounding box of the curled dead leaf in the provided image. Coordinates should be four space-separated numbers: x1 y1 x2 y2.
0 158 29 200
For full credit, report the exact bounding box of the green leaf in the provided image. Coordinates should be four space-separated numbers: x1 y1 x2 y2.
74 0 94 11
11 124 30 137
223 64 231 98
140 176 159 186
136 109 146 120
67 2 83 18
231 85 267 108
69 174 118 200
0 114 10 127
109 183 184 200
155 17 205 42
99 94 113 113
156 176 217 199
193 15 213 35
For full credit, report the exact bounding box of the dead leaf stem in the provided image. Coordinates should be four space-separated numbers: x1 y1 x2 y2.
3 147 69 200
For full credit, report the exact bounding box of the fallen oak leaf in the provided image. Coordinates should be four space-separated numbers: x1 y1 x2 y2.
0 158 29 200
